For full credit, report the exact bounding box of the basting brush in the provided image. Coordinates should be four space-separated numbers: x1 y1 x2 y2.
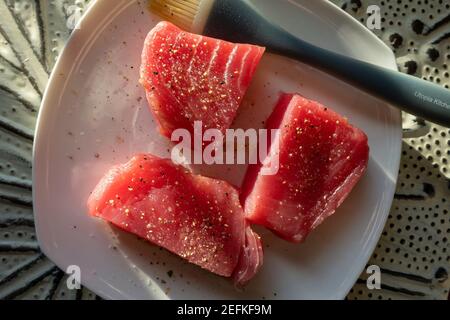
149 0 450 127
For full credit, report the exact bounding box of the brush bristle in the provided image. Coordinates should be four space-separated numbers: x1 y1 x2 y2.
149 0 201 31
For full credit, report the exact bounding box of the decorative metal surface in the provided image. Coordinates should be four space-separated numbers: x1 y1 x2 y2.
0 0 448 300
0 0 97 300
332 0 450 300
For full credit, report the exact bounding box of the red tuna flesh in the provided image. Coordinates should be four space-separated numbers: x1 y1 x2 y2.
241 94 369 243
140 21 265 138
232 227 263 285
88 154 262 284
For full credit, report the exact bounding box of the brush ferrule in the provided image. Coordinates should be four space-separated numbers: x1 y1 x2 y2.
191 0 215 34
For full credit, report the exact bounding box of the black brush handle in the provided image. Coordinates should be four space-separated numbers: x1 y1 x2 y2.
204 0 450 127
274 35 450 127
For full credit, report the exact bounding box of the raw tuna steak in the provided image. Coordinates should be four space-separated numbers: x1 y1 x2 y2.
140 21 265 138
241 94 369 243
88 154 262 284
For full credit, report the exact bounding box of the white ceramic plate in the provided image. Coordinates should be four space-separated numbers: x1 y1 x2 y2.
33 0 402 299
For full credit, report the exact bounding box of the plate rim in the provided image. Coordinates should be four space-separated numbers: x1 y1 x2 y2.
32 0 402 300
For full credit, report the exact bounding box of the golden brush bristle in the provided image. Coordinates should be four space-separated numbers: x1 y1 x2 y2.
149 0 201 31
